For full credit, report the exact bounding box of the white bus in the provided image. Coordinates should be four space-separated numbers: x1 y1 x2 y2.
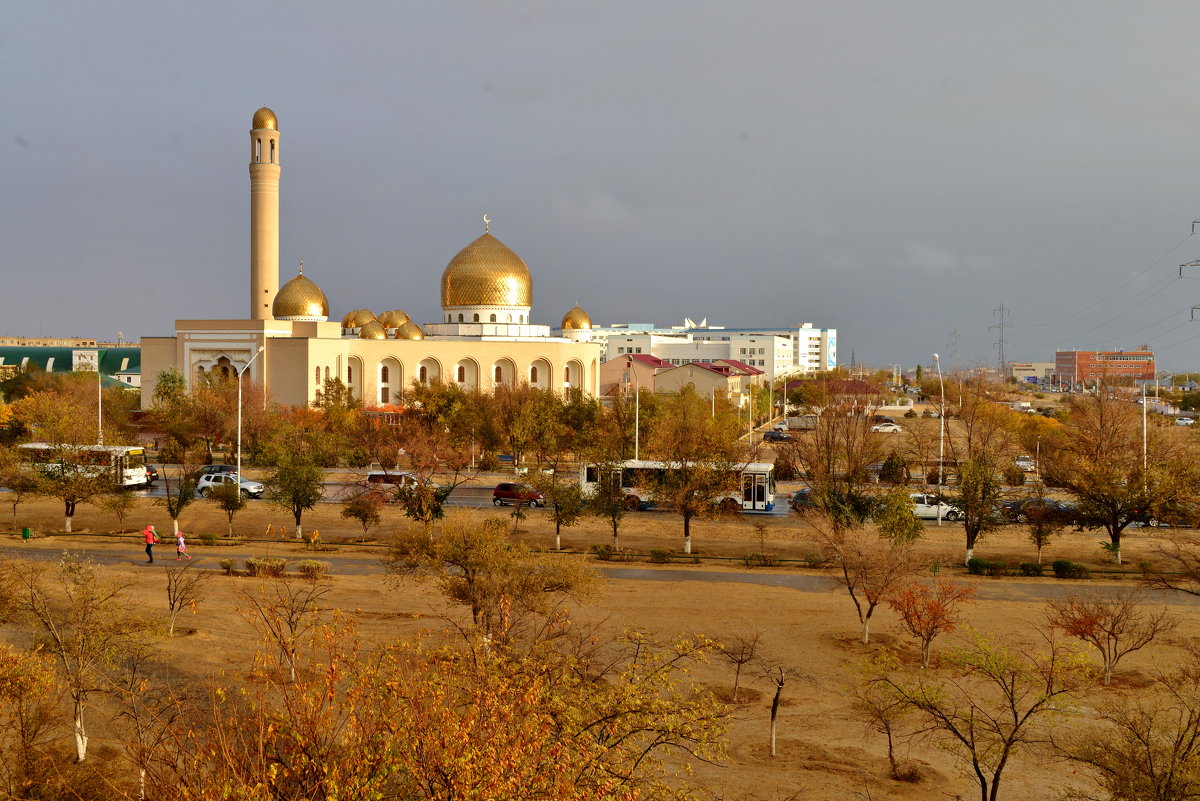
19 443 150 488
579 459 777 513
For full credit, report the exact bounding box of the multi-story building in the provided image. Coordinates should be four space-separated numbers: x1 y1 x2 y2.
1053 349 1155 385
579 320 836 380
1009 362 1055 383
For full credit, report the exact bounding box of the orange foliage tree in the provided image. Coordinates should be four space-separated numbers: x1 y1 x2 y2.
1045 588 1177 686
886 578 977 668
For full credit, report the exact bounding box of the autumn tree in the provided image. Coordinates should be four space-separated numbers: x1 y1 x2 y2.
1144 534 1200 595
340 489 384 541
0 445 40 531
1045 387 1200 564
531 470 585 551
818 524 920 643
587 460 629 550
1022 491 1067 565
886 578 977 668
874 631 1092 801
1057 646 1200 800
875 485 924 545
384 517 598 642
946 457 1005 565
96 489 137 533
7 553 149 762
1045 588 1177 686
0 643 60 796
239 578 330 683
264 451 324 540
10 391 114 532
848 651 915 781
207 481 246 537
645 386 747 554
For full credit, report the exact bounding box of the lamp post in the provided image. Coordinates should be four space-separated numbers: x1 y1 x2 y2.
96 364 103 445
933 353 945 526
237 345 265 486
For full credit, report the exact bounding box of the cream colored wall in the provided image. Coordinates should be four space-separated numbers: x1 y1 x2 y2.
139 337 179 406
654 364 731 398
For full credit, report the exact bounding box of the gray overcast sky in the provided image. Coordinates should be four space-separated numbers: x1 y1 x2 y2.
6 1 1200 371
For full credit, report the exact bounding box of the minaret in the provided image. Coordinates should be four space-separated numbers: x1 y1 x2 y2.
249 107 280 319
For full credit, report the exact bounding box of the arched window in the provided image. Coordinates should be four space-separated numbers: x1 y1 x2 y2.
530 366 538 384
315 367 320 385
520 315 525 323
270 140 275 163
495 366 503 382
381 365 389 383
458 314 464 322
447 314 452 322
419 366 427 382
324 366 330 382
255 139 261 163
380 387 388 404
506 314 512 323
457 366 466 383
473 313 479 322
489 314 497 322
220 366 230 379
347 365 353 384
564 366 570 383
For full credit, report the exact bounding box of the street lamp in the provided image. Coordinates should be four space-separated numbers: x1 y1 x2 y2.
933 353 946 526
237 345 265 485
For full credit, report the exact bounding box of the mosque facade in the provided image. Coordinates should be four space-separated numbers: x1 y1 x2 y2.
140 108 601 409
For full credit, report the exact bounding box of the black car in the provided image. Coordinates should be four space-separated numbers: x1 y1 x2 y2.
789 488 812 512
1003 498 1077 525
763 431 792 443
144 465 159 485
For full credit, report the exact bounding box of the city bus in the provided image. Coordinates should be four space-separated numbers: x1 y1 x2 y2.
579 459 777 513
18 443 150 488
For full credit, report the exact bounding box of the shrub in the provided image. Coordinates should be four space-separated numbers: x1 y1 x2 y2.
590 545 636 563
648 549 675 564
1003 466 1026 486
966 558 989 576
985 561 1009 577
879 453 908 485
218 558 237 576
478 452 501 471
904 409 917 418
741 552 779 568
1019 562 1044 577
295 559 329 580
245 557 287 578
1051 559 1089 579
200 531 218 547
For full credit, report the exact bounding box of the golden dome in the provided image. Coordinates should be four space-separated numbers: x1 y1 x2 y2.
272 272 328 320
561 305 592 330
441 233 532 308
340 309 377 328
358 320 387 339
252 107 278 130
377 309 411 328
395 321 425 340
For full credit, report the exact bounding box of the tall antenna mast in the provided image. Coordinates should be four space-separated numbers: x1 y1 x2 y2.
990 304 1009 378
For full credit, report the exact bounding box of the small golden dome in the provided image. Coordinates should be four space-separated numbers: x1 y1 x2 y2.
377 309 411 328
395 321 425 340
358 320 387 339
561 305 592 330
273 272 328 320
441 233 532 309
340 309 377 328
252 107 278 130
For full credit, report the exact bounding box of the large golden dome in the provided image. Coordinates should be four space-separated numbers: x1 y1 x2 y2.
377 309 410 328
273 272 328 320
561 305 592 330
395 321 425 340
441 233 532 308
252 107 278 130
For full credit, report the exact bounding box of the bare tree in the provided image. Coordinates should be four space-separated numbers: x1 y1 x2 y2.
8 553 149 762
848 652 915 781
239 578 330 682
1045 588 1177 686
164 563 209 637
717 629 762 703
874 631 1092 801
760 661 797 758
1143 533 1200 596
817 524 920 643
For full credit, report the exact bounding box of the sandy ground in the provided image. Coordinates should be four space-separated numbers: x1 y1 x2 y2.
3 494 1197 801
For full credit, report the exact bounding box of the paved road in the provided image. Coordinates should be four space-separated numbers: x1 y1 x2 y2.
7 540 1199 606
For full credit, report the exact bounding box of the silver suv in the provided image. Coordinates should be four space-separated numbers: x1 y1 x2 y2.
196 472 264 499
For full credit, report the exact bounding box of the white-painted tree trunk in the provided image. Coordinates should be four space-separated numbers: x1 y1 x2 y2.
965 547 973 565
295 523 303 540
73 701 88 762
173 518 180 536
684 535 692 555
64 514 74 533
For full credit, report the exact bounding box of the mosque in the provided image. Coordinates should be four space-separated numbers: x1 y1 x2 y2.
141 108 602 409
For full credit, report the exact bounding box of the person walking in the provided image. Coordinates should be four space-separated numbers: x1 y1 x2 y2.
176 530 191 561
143 525 159 563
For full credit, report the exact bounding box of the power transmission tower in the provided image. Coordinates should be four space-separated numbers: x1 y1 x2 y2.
948 330 959 373
990 304 1009 378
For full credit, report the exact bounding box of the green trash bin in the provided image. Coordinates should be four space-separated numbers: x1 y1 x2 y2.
21 528 31 540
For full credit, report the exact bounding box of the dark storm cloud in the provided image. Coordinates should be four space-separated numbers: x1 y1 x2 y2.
5 1 1200 370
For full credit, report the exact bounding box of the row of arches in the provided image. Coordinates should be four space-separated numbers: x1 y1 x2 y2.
346 356 594 405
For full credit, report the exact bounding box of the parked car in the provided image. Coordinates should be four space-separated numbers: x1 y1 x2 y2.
1177 417 1195 426
763 431 792 443
773 423 787 432
910 493 960 521
192 464 237 482
1001 497 1078 525
789 488 812 512
196 472 265 499
492 482 544 507
871 423 902 434
360 470 429 489
1014 455 1036 472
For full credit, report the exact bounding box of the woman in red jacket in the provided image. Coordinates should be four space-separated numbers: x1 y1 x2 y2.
143 525 159 563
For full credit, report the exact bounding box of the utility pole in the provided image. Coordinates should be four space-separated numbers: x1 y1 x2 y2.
989 304 1009 379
